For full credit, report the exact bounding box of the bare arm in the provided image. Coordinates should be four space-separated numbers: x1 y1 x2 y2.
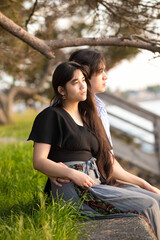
112 157 160 194
48 162 71 187
33 142 94 187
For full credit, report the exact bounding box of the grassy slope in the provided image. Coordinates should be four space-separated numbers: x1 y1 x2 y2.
0 109 86 240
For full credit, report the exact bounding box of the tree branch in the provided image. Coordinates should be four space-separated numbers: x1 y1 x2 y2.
25 0 38 30
8 60 53 101
1 10 160 61
100 1 160 37
0 11 54 59
46 36 160 54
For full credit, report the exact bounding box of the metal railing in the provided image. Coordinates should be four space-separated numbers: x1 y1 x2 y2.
98 92 160 173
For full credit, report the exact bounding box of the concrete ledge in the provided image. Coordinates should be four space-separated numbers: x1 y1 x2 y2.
81 215 157 240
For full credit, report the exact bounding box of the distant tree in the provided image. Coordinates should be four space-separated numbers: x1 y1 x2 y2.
0 0 160 124
147 85 160 93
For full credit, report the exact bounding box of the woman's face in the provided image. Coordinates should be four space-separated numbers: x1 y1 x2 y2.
60 69 87 103
90 62 107 94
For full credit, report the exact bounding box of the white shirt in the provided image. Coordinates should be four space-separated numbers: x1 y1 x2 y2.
95 95 113 147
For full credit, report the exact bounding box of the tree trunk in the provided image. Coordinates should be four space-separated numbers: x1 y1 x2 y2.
0 61 53 124
0 109 8 125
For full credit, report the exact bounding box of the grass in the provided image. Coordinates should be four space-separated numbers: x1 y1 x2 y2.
0 109 87 240
0 108 37 139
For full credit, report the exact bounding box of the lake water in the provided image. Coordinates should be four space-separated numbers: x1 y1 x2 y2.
105 99 160 154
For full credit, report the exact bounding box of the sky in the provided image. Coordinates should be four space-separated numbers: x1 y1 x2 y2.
107 50 160 92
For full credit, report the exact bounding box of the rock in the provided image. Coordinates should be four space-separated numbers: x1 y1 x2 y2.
80 215 157 240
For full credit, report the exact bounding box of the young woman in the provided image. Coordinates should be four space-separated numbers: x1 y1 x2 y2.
28 61 160 239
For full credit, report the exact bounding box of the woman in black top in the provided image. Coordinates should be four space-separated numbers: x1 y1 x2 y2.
28 62 160 239
28 61 113 186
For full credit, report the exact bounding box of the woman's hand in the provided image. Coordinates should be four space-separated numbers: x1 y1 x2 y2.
152 186 160 194
49 162 71 187
141 180 160 195
49 162 94 188
50 176 70 187
112 158 160 195
70 169 94 188
49 161 94 188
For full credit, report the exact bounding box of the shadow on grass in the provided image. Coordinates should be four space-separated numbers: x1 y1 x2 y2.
0 193 40 218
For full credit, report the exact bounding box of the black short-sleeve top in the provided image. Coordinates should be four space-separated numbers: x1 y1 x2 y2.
28 106 99 163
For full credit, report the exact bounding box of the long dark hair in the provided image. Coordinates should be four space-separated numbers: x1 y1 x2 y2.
69 49 105 79
51 61 114 184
